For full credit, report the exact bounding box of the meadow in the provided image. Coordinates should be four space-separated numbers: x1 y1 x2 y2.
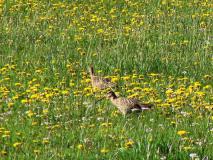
0 0 212 159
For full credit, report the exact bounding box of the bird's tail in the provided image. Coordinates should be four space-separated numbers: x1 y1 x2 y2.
139 104 153 110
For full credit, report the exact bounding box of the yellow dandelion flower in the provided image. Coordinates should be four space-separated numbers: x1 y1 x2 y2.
125 139 134 148
13 142 22 148
8 102 14 108
34 150 41 154
61 90 69 95
177 130 188 136
97 28 104 34
32 121 38 126
1 150 7 156
183 146 192 151
16 132 21 136
12 95 19 100
100 148 109 153
26 110 34 117
203 85 211 90
43 109 48 114
122 76 130 80
21 99 28 104
42 138 49 144
166 89 173 95
77 144 84 150
15 83 22 86
33 140 39 143
30 94 39 99
4 130 10 135
100 122 112 127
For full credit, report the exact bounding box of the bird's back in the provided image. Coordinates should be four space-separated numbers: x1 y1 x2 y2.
111 97 152 115
91 76 115 90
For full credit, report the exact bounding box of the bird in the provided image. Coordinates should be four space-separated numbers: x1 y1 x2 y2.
89 65 116 90
107 91 153 116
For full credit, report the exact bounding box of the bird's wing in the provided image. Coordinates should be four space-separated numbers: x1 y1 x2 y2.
102 77 112 83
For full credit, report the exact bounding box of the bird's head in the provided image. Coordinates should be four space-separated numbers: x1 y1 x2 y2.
106 91 117 99
88 65 94 76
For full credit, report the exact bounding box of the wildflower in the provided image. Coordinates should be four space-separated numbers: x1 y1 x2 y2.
13 142 22 148
183 146 192 151
35 69 42 73
43 109 48 115
61 90 69 95
42 138 49 144
12 95 19 100
177 130 188 136
84 87 92 92
149 73 159 77
194 82 201 88
69 82 75 87
111 77 118 83
26 110 34 117
8 102 14 108
166 89 173 95
33 140 39 143
100 148 109 153
32 121 38 126
100 122 112 127
30 94 39 99
202 82 211 89
16 132 21 136
77 144 83 150
97 28 104 34
15 83 22 86
125 139 134 148
21 99 28 104
204 75 211 79
34 150 41 154
122 76 130 81
1 150 7 156
4 130 10 135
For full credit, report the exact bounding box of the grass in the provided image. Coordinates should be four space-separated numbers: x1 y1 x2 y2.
0 0 212 159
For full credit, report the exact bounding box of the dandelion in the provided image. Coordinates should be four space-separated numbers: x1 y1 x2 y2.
100 122 112 127
1 150 7 156
125 139 134 148
100 148 109 154
34 150 41 154
77 144 84 150
122 76 130 81
21 99 29 104
177 130 188 136
42 109 48 115
42 138 49 144
26 110 34 117
97 28 104 34
32 121 38 126
8 102 14 108
183 146 192 151
13 142 22 148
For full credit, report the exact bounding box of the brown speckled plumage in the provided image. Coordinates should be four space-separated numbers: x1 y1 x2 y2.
107 91 152 115
89 66 116 90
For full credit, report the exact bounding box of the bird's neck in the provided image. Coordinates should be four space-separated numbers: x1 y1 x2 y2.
111 95 118 100
89 67 95 76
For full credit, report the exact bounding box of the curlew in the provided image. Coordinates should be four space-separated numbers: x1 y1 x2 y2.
107 91 153 116
89 65 116 90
